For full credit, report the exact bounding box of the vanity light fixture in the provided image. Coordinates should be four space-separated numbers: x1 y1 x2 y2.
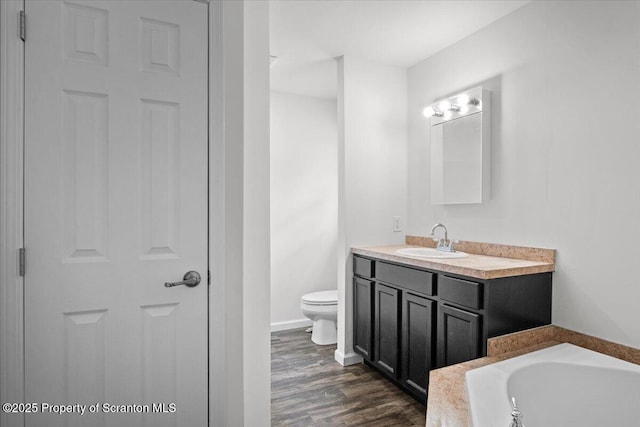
422 90 481 121
438 100 453 112
422 106 443 118
455 94 480 106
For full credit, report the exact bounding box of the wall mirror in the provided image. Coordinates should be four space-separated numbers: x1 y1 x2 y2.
424 86 490 205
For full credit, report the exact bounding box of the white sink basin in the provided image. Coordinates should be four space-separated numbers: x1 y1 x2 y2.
395 247 468 259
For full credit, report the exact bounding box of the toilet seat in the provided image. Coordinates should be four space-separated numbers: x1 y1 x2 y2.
301 290 337 306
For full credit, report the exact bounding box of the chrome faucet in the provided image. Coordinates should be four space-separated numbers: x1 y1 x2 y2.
430 223 455 252
509 397 524 427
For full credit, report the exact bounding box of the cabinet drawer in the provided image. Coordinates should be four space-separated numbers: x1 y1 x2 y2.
354 256 374 278
439 276 482 310
376 262 434 296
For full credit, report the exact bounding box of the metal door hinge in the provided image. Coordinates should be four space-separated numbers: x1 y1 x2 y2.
19 11 26 42
207 270 211 285
19 248 25 276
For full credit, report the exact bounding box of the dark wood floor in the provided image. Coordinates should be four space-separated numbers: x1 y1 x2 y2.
271 328 426 426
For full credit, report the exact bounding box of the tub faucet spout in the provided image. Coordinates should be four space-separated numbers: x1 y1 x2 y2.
509 397 525 427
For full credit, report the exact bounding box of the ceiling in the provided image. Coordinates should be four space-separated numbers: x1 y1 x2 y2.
270 0 529 99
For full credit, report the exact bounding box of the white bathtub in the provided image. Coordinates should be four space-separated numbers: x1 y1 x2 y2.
465 343 640 427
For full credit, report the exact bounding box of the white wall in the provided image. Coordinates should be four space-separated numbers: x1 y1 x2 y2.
211 1 271 426
336 56 407 365
243 1 271 426
209 2 244 425
270 91 338 330
407 1 640 348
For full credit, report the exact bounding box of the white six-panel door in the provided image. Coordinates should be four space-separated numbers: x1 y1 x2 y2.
24 1 208 426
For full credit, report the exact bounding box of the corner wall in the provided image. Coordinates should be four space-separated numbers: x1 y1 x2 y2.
336 56 407 365
243 1 271 425
270 91 338 330
211 1 271 425
407 1 640 348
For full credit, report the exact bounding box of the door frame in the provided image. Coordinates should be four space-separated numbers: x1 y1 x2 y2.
0 2 26 427
0 1 232 426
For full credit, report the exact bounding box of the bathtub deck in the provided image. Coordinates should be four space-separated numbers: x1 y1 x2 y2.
271 328 426 426
426 341 559 427
427 324 640 427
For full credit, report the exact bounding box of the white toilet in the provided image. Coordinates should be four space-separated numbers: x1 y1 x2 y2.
300 290 338 345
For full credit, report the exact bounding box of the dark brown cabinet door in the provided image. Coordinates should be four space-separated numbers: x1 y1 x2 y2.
437 304 481 367
374 283 400 378
353 277 374 360
401 292 435 403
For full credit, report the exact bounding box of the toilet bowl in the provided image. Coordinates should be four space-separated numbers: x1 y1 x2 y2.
300 290 338 345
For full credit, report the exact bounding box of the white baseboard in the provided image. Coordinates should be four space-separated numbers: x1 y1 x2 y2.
334 349 362 366
270 318 313 332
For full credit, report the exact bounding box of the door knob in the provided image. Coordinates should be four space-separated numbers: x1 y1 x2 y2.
164 271 201 288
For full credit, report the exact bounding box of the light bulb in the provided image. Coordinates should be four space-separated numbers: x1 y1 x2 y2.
438 100 452 111
442 110 453 120
422 106 436 118
459 105 470 114
456 94 470 105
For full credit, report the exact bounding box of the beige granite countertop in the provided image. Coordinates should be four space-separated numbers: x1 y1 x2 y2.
352 244 555 280
426 341 560 427
425 325 640 427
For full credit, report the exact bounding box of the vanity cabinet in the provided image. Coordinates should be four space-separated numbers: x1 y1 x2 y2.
401 292 435 398
352 254 552 405
437 304 481 367
353 277 374 360
436 275 483 367
373 283 400 377
353 256 375 361
365 261 437 404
